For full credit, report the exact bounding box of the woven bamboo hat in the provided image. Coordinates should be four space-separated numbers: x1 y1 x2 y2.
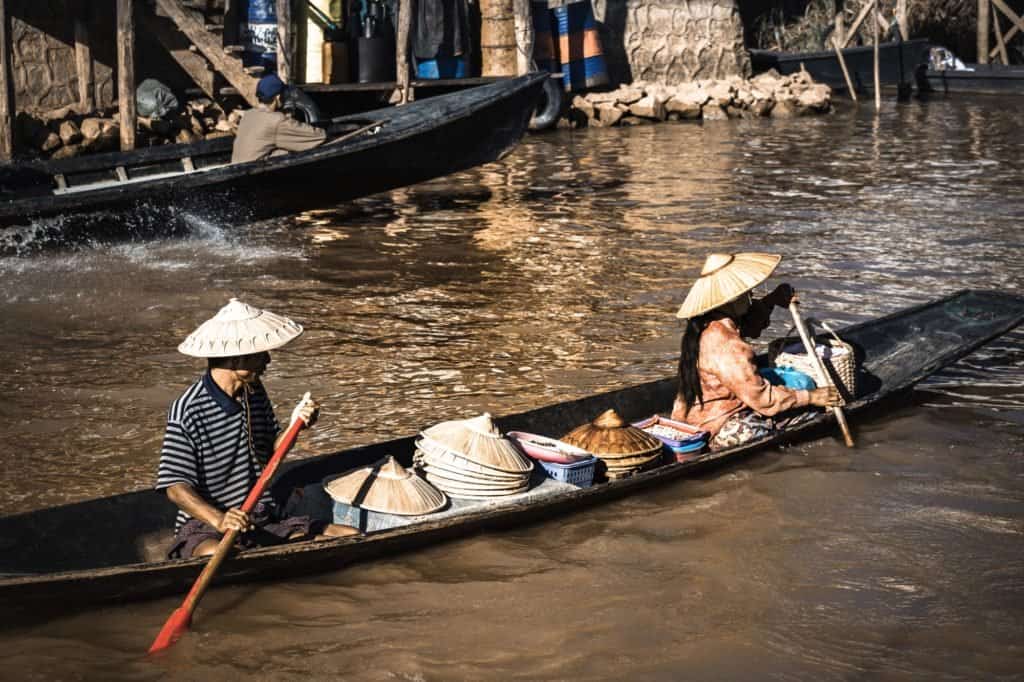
324 455 447 516
561 409 662 458
675 252 782 319
421 414 533 474
178 298 304 358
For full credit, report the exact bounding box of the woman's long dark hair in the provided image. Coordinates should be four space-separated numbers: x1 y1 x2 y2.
677 313 714 412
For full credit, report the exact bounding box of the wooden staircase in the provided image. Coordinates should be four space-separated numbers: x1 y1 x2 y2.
143 0 262 105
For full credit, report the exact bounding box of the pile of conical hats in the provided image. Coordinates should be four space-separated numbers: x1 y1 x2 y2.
324 455 447 515
414 413 534 498
561 409 664 480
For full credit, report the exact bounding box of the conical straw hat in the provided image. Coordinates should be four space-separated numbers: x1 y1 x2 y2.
421 414 532 473
417 446 528 483
178 298 304 358
561 409 663 458
675 252 782 319
324 455 447 516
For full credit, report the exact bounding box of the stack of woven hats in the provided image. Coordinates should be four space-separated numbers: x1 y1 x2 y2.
561 409 664 480
415 413 534 498
324 455 448 532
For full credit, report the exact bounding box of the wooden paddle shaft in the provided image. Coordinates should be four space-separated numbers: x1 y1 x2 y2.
788 303 855 448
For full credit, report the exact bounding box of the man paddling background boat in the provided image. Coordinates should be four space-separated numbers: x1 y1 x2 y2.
231 74 327 164
156 298 358 559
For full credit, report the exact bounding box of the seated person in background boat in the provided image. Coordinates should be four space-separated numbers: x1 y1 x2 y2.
671 253 841 451
156 298 358 559
230 74 327 164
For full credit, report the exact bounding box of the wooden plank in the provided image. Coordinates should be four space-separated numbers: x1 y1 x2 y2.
154 0 259 105
140 9 216 98
276 0 291 83
395 0 412 103
988 0 1024 60
117 0 136 151
0 0 12 161
75 17 95 112
979 0 990 64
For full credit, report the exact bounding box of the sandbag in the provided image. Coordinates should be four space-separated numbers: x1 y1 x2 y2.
136 79 179 119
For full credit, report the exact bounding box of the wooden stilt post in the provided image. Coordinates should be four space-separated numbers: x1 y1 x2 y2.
116 0 136 151
872 0 880 111
276 0 291 83
979 0 990 64
513 0 533 76
0 0 13 162
395 0 412 103
75 14 95 113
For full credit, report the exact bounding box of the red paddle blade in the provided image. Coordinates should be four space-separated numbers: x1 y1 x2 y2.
148 607 191 654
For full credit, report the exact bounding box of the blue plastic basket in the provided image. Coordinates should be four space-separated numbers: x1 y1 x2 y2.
538 456 596 487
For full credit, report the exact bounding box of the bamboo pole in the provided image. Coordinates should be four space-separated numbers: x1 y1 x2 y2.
117 0 136 151
395 0 412 103
75 15 95 112
276 0 291 83
0 0 12 161
872 0 880 111
834 12 845 47
832 36 858 102
979 0 990 64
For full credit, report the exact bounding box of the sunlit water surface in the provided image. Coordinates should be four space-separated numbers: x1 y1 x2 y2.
1 96 1022 680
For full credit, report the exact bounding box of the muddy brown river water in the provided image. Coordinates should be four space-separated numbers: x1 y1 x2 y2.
0 95 1022 680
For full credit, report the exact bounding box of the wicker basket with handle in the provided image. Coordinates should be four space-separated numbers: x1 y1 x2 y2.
769 321 856 402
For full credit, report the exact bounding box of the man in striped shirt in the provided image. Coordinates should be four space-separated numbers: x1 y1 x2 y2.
157 299 358 558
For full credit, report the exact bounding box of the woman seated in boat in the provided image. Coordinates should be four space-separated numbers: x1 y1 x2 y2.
672 252 840 451
156 298 358 559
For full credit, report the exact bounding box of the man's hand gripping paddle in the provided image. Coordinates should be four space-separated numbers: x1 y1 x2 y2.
148 392 313 654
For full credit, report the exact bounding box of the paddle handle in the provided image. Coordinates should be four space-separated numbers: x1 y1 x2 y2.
788 303 855 448
149 394 312 653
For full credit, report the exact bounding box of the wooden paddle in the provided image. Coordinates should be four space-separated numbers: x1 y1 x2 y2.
148 392 314 654
788 303 856 448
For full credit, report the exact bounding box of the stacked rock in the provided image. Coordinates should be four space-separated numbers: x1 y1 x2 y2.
415 414 534 498
561 409 664 480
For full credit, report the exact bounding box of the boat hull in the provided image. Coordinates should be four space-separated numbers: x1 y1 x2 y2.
0 74 547 227
750 39 931 93
917 62 1024 95
1 290 1023 620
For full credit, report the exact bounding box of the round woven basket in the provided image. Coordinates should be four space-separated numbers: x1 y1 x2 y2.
770 326 856 401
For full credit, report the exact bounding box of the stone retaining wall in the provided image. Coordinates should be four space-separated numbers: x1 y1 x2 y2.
594 0 750 85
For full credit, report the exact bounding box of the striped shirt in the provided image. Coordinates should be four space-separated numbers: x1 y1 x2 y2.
156 372 281 531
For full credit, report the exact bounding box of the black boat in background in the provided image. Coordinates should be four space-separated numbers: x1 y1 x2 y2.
1 290 1022 618
917 62 1024 95
751 38 931 93
0 73 547 228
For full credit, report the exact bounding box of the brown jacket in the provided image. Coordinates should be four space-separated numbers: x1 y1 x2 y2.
671 317 811 435
230 108 326 164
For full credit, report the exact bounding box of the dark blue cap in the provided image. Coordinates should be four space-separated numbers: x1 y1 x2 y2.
256 74 286 102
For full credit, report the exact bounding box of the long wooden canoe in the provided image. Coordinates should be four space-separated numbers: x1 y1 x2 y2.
1 290 1022 621
917 62 1024 96
0 73 547 227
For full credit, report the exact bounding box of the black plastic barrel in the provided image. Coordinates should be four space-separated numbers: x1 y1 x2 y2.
356 35 395 83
